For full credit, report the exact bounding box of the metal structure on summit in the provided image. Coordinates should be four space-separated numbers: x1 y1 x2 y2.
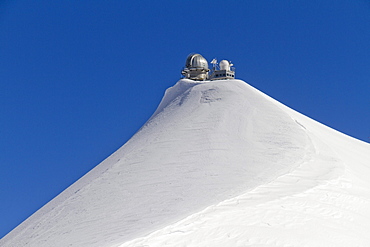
181 53 235 81
181 54 210 81
209 59 235 80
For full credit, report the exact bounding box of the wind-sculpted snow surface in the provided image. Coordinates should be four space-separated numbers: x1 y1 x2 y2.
1 79 370 247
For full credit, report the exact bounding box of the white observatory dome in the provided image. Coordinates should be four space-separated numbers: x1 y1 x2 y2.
219 60 230 70
185 54 209 70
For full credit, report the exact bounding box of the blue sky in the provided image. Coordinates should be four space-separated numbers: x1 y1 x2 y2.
1 0 369 238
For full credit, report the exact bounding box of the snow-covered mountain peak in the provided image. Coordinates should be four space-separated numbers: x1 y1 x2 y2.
1 79 370 247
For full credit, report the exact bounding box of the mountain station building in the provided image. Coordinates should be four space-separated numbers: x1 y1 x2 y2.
181 53 235 81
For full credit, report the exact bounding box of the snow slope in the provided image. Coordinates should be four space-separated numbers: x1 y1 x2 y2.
1 79 369 247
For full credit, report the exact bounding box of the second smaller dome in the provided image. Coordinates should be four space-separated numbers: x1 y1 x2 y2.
219 60 230 70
